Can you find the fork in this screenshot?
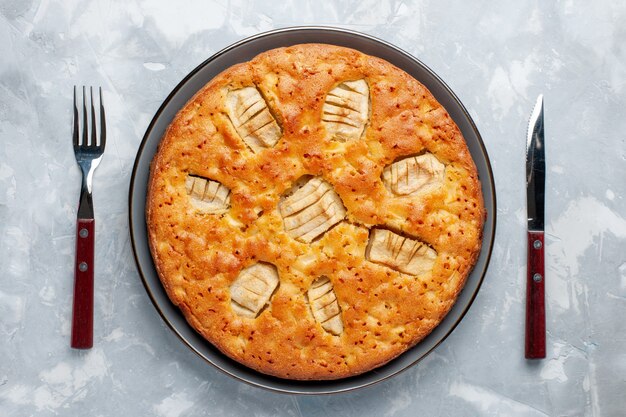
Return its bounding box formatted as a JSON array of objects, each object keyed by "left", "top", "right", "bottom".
[{"left": 71, "top": 86, "right": 106, "bottom": 349}]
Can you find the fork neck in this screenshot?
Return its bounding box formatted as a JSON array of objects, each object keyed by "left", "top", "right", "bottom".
[{"left": 78, "top": 177, "right": 94, "bottom": 219}]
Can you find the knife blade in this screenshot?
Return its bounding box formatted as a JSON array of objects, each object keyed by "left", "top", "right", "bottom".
[{"left": 525, "top": 94, "right": 546, "bottom": 359}]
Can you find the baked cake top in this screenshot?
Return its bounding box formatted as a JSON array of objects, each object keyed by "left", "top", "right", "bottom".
[{"left": 146, "top": 43, "right": 485, "bottom": 380}]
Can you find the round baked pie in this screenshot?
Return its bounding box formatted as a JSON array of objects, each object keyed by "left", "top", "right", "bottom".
[{"left": 146, "top": 43, "right": 485, "bottom": 380}]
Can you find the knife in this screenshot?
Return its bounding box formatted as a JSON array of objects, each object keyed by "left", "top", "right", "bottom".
[{"left": 525, "top": 94, "right": 546, "bottom": 359}]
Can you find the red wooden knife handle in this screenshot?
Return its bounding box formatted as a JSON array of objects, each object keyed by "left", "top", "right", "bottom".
[
  {"left": 525, "top": 230, "right": 545, "bottom": 358},
  {"left": 71, "top": 218, "right": 95, "bottom": 349}
]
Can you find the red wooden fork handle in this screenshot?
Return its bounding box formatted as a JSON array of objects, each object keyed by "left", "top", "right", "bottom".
[
  {"left": 71, "top": 218, "right": 94, "bottom": 349},
  {"left": 525, "top": 230, "right": 545, "bottom": 359}
]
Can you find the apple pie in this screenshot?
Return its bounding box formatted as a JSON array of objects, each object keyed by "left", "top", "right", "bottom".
[{"left": 146, "top": 43, "right": 485, "bottom": 380}]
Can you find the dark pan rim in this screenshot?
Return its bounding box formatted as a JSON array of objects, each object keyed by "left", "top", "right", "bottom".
[{"left": 129, "top": 25, "right": 496, "bottom": 395}]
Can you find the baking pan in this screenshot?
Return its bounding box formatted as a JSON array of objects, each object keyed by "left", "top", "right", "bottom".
[{"left": 129, "top": 26, "right": 496, "bottom": 394}]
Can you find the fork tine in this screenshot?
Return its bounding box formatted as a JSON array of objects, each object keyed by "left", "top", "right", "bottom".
[
  {"left": 73, "top": 86, "right": 79, "bottom": 148},
  {"left": 82, "top": 86, "right": 88, "bottom": 147},
  {"left": 90, "top": 86, "right": 97, "bottom": 147},
  {"left": 99, "top": 87, "right": 106, "bottom": 151}
]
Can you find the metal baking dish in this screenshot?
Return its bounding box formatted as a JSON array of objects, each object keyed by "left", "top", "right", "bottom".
[{"left": 129, "top": 26, "right": 496, "bottom": 394}]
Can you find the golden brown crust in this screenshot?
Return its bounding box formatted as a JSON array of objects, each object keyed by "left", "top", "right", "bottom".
[{"left": 146, "top": 44, "right": 485, "bottom": 380}]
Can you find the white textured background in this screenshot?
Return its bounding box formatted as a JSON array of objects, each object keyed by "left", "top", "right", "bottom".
[{"left": 1, "top": 1, "right": 625, "bottom": 416}]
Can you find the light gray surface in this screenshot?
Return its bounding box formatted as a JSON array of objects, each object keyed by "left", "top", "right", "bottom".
[{"left": 1, "top": 1, "right": 624, "bottom": 416}]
